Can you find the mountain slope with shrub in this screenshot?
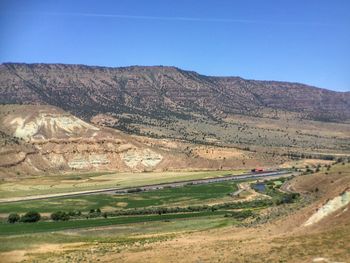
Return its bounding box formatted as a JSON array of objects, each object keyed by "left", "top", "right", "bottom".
[{"left": 1, "top": 63, "right": 349, "bottom": 125}]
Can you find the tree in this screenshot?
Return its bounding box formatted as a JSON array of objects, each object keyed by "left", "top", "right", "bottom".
[
  {"left": 20, "top": 211, "right": 41, "bottom": 223},
  {"left": 8, "top": 213, "right": 20, "bottom": 224},
  {"left": 51, "top": 211, "right": 70, "bottom": 221}
]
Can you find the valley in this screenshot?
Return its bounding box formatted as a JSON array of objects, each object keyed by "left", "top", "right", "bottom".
[
  {"left": 0, "top": 63, "right": 349, "bottom": 263},
  {"left": 1, "top": 0, "right": 350, "bottom": 260}
]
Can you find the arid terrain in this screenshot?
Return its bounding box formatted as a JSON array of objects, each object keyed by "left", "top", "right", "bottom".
[{"left": 0, "top": 63, "right": 349, "bottom": 263}]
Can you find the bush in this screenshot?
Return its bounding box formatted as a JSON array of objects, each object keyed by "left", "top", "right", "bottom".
[
  {"left": 68, "top": 211, "right": 76, "bottom": 216},
  {"left": 275, "top": 193, "right": 300, "bottom": 205},
  {"left": 126, "top": 188, "right": 142, "bottom": 193},
  {"left": 8, "top": 213, "right": 20, "bottom": 224},
  {"left": 226, "top": 210, "right": 254, "bottom": 220},
  {"left": 20, "top": 211, "right": 41, "bottom": 223},
  {"left": 51, "top": 211, "right": 70, "bottom": 221}
]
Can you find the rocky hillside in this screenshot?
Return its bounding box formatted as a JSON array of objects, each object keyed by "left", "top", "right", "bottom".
[
  {"left": 0, "top": 105, "right": 278, "bottom": 177},
  {"left": 1, "top": 63, "right": 349, "bottom": 128},
  {"left": 0, "top": 105, "right": 162, "bottom": 174}
]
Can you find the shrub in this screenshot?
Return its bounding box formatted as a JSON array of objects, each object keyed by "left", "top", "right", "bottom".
[
  {"left": 126, "top": 188, "right": 142, "bottom": 193},
  {"left": 229, "top": 210, "right": 254, "bottom": 220},
  {"left": 51, "top": 211, "right": 70, "bottom": 221},
  {"left": 20, "top": 211, "right": 41, "bottom": 223},
  {"left": 68, "top": 211, "right": 76, "bottom": 216},
  {"left": 8, "top": 213, "right": 20, "bottom": 224}
]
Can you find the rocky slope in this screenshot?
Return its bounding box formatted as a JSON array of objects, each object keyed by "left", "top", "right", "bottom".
[
  {"left": 0, "top": 105, "right": 163, "bottom": 174},
  {"left": 0, "top": 63, "right": 349, "bottom": 128},
  {"left": 0, "top": 105, "right": 277, "bottom": 177}
]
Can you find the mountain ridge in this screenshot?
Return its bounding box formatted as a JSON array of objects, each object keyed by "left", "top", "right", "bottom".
[
  {"left": 2, "top": 62, "right": 348, "bottom": 93},
  {"left": 0, "top": 62, "right": 349, "bottom": 126}
]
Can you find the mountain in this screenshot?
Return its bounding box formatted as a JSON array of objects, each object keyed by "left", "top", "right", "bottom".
[
  {"left": 1, "top": 63, "right": 349, "bottom": 126},
  {"left": 1, "top": 63, "right": 349, "bottom": 164}
]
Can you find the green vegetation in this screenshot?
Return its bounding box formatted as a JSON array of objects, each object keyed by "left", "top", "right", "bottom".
[
  {"left": 7, "top": 213, "right": 20, "bottom": 224},
  {"left": 224, "top": 210, "right": 254, "bottom": 220},
  {"left": 51, "top": 211, "right": 70, "bottom": 221},
  {"left": 0, "top": 169, "right": 245, "bottom": 199},
  {"left": 20, "top": 211, "right": 41, "bottom": 223},
  {"left": 0, "top": 181, "right": 238, "bottom": 214},
  {"left": 0, "top": 175, "right": 302, "bottom": 238},
  {"left": 252, "top": 178, "right": 300, "bottom": 205},
  {"left": 0, "top": 216, "right": 236, "bottom": 253},
  {"left": 0, "top": 211, "right": 229, "bottom": 236}
]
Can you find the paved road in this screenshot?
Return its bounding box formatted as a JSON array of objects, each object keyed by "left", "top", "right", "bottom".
[
  {"left": 114, "top": 170, "right": 293, "bottom": 194},
  {"left": 0, "top": 170, "right": 296, "bottom": 203}
]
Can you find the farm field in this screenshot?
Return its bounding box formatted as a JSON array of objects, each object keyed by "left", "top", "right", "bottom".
[
  {"left": 0, "top": 215, "right": 236, "bottom": 254},
  {"left": 0, "top": 180, "right": 239, "bottom": 214},
  {"left": 0, "top": 163, "right": 348, "bottom": 262},
  {"left": 0, "top": 169, "right": 246, "bottom": 200},
  {"left": 0, "top": 174, "right": 295, "bottom": 237},
  {"left": 0, "top": 211, "right": 232, "bottom": 236}
]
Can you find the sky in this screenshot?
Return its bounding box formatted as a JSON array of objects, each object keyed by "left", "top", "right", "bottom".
[{"left": 0, "top": 0, "right": 349, "bottom": 92}]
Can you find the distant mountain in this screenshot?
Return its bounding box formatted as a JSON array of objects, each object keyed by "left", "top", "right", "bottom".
[{"left": 0, "top": 63, "right": 349, "bottom": 126}]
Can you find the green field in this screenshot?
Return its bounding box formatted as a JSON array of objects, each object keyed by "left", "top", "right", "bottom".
[
  {"left": 0, "top": 170, "right": 246, "bottom": 199},
  {"left": 0, "top": 181, "right": 238, "bottom": 214},
  {"left": 0, "top": 171, "right": 302, "bottom": 258},
  {"left": 0, "top": 173, "right": 298, "bottom": 244},
  {"left": 0, "top": 211, "right": 229, "bottom": 236},
  {"left": 0, "top": 215, "right": 236, "bottom": 252}
]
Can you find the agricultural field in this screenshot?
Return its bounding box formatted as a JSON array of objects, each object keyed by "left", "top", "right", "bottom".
[
  {"left": 0, "top": 211, "right": 232, "bottom": 236},
  {"left": 0, "top": 173, "right": 298, "bottom": 237},
  {"left": 0, "top": 215, "right": 236, "bottom": 254},
  {"left": 0, "top": 181, "right": 239, "bottom": 214},
  {"left": 0, "top": 169, "right": 246, "bottom": 200},
  {"left": 0, "top": 163, "right": 348, "bottom": 263}
]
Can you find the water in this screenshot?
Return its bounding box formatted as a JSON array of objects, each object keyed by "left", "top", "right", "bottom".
[{"left": 252, "top": 183, "right": 266, "bottom": 192}]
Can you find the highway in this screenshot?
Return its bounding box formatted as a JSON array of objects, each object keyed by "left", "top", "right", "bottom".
[
  {"left": 0, "top": 170, "right": 297, "bottom": 203},
  {"left": 114, "top": 170, "right": 294, "bottom": 194}
]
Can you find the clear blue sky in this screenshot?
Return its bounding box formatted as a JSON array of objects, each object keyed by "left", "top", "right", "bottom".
[{"left": 0, "top": 0, "right": 349, "bottom": 91}]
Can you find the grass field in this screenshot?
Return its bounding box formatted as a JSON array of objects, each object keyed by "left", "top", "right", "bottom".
[
  {"left": 0, "top": 211, "right": 230, "bottom": 236},
  {"left": 0, "top": 170, "right": 246, "bottom": 199},
  {"left": 0, "top": 215, "right": 236, "bottom": 253},
  {"left": 0, "top": 181, "right": 238, "bottom": 214}
]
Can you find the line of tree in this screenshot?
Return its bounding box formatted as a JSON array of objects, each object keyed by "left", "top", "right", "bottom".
[
  {"left": 7, "top": 190, "right": 301, "bottom": 223},
  {"left": 8, "top": 211, "right": 41, "bottom": 223}
]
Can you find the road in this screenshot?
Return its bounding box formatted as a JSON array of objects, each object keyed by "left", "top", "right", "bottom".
[
  {"left": 0, "top": 170, "right": 297, "bottom": 203},
  {"left": 114, "top": 170, "right": 293, "bottom": 194}
]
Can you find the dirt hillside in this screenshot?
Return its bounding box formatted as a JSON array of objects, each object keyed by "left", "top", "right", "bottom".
[{"left": 0, "top": 105, "right": 277, "bottom": 177}]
